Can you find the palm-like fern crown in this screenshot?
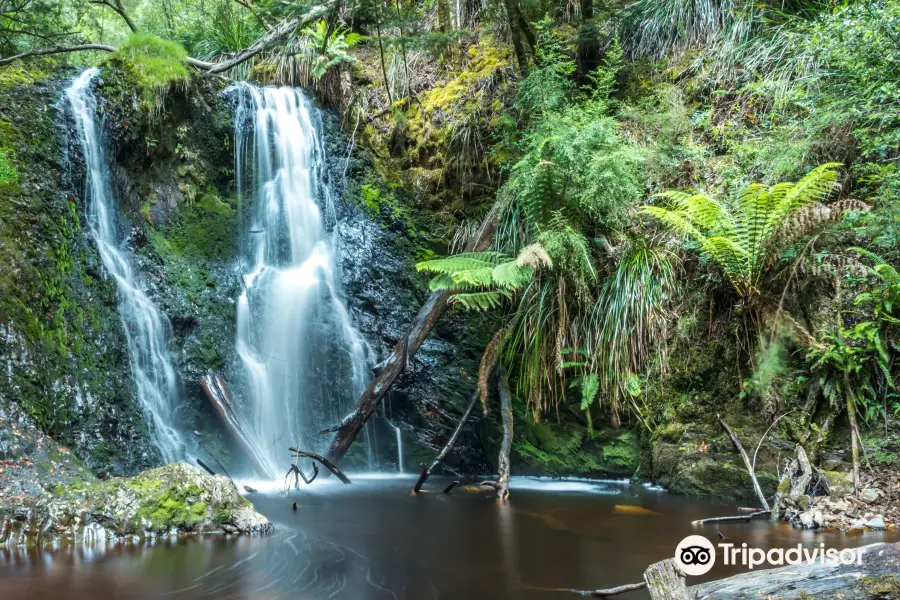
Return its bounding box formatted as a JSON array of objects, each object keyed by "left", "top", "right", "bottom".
[
  {"left": 640, "top": 163, "right": 858, "bottom": 299},
  {"left": 416, "top": 244, "right": 552, "bottom": 311}
]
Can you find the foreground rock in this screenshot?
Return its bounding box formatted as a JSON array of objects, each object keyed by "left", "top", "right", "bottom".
[
  {"left": 694, "top": 542, "right": 900, "bottom": 599},
  {"left": 1, "top": 462, "right": 272, "bottom": 546}
]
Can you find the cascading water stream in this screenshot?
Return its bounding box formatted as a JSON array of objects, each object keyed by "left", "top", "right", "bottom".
[
  {"left": 230, "top": 84, "right": 369, "bottom": 478},
  {"left": 67, "top": 68, "right": 184, "bottom": 463}
]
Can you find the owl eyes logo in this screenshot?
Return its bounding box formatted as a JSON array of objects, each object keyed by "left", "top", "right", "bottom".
[{"left": 675, "top": 535, "right": 716, "bottom": 576}]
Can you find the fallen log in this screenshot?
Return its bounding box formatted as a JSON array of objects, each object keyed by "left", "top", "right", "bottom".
[
  {"left": 201, "top": 370, "right": 275, "bottom": 479},
  {"left": 495, "top": 366, "right": 514, "bottom": 500},
  {"left": 693, "top": 542, "right": 895, "bottom": 599},
  {"left": 442, "top": 480, "right": 460, "bottom": 494},
  {"left": 644, "top": 559, "right": 690, "bottom": 600},
  {"left": 718, "top": 415, "right": 770, "bottom": 511},
  {"left": 323, "top": 202, "right": 500, "bottom": 464},
  {"left": 289, "top": 448, "right": 352, "bottom": 484},
  {"left": 691, "top": 510, "right": 770, "bottom": 525},
  {"left": 413, "top": 388, "right": 480, "bottom": 493}
]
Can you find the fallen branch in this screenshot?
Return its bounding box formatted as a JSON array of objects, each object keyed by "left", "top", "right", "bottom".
[
  {"left": 718, "top": 415, "right": 770, "bottom": 511},
  {"left": 196, "top": 459, "right": 217, "bottom": 476},
  {"left": 323, "top": 202, "right": 500, "bottom": 465},
  {"left": 202, "top": 370, "right": 275, "bottom": 479},
  {"left": 587, "top": 582, "right": 647, "bottom": 597},
  {"left": 0, "top": 2, "right": 331, "bottom": 72},
  {"left": 691, "top": 510, "right": 770, "bottom": 525},
  {"left": 284, "top": 462, "right": 319, "bottom": 490},
  {"left": 442, "top": 481, "right": 460, "bottom": 494},
  {"left": 289, "top": 448, "right": 352, "bottom": 484},
  {"left": 413, "top": 388, "right": 479, "bottom": 493}
]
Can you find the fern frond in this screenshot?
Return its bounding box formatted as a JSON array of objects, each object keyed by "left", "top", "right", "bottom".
[
  {"left": 451, "top": 266, "right": 496, "bottom": 288},
  {"left": 450, "top": 290, "right": 512, "bottom": 311},
  {"left": 581, "top": 373, "right": 599, "bottom": 410},
  {"left": 416, "top": 252, "right": 508, "bottom": 274},
  {"left": 516, "top": 243, "right": 553, "bottom": 269},
  {"left": 427, "top": 273, "right": 457, "bottom": 291},
  {"left": 492, "top": 261, "right": 535, "bottom": 290},
  {"left": 768, "top": 200, "right": 870, "bottom": 268}
]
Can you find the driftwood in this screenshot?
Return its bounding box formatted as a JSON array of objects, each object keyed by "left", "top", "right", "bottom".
[
  {"left": 495, "top": 366, "right": 514, "bottom": 500},
  {"left": 284, "top": 463, "right": 319, "bottom": 490},
  {"left": 718, "top": 415, "right": 770, "bottom": 511},
  {"left": 0, "top": 3, "right": 331, "bottom": 70},
  {"left": 586, "top": 582, "right": 647, "bottom": 597},
  {"left": 413, "top": 389, "right": 480, "bottom": 493},
  {"left": 323, "top": 203, "right": 500, "bottom": 464},
  {"left": 289, "top": 448, "right": 352, "bottom": 484},
  {"left": 201, "top": 370, "right": 275, "bottom": 478},
  {"left": 442, "top": 480, "right": 460, "bottom": 494},
  {"left": 691, "top": 510, "right": 769, "bottom": 525},
  {"left": 644, "top": 559, "right": 690, "bottom": 600}
]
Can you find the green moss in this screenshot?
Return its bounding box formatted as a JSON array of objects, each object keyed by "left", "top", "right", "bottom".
[
  {"left": 860, "top": 575, "right": 900, "bottom": 595},
  {"left": 132, "top": 480, "right": 209, "bottom": 531},
  {"left": 213, "top": 507, "right": 233, "bottom": 525},
  {"left": 0, "top": 148, "right": 18, "bottom": 189},
  {"left": 108, "top": 34, "right": 190, "bottom": 114}
]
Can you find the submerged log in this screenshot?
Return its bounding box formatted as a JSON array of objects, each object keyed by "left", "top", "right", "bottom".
[
  {"left": 323, "top": 203, "right": 500, "bottom": 464},
  {"left": 201, "top": 370, "right": 275, "bottom": 479},
  {"left": 413, "top": 389, "right": 480, "bottom": 493},
  {"left": 196, "top": 459, "right": 216, "bottom": 476},
  {"left": 289, "top": 448, "right": 352, "bottom": 484}
]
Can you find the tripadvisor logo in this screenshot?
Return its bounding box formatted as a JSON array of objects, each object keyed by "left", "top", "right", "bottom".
[
  {"left": 674, "top": 535, "right": 867, "bottom": 576},
  {"left": 675, "top": 535, "right": 716, "bottom": 576}
]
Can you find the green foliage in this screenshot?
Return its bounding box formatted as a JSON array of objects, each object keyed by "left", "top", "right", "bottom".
[
  {"left": 416, "top": 244, "right": 550, "bottom": 310},
  {"left": 0, "top": 147, "right": 17, "bottom": 189},
  {"left": 110, "top": 34, "right": 190, "bottom": 115},
  {"left": 640, "top": 163, "right": 856, "bottom": 301}
]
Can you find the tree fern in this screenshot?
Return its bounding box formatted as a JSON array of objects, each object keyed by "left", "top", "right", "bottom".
[{"left": 640, "top": 163, "right": 862, "bottom": 301}]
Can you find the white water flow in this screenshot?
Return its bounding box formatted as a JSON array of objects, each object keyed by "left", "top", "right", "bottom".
[
  {"left": 231, "top": 84, "right": 369, "bottom": 478},
  {"left": 67, "top": 69, "right": 183, "bottom": 463}
]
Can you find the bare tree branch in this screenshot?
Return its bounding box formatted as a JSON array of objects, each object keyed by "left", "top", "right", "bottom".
[
  {"left": 89, "top": 0, "right": 137, "bottom": 33},
  {"left": 0, "top": 2, "right": 332, "bottom": 73}
]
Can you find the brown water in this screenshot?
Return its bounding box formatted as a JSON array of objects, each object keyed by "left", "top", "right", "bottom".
[{"left": 0, "top": 475, "right": 895, "bottom": 599}]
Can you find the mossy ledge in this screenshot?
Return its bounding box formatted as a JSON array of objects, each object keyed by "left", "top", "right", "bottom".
[{"left": 0, "top": 463, "right": 271, "bottom": 547}]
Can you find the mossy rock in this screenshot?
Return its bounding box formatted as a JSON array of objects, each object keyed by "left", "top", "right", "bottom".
[{"left": 3, "top": 463, "right": 272, "bottom": 546}]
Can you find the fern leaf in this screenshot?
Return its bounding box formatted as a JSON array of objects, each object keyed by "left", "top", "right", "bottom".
[
  {"left": 581, "top": 372, "right": 599, "bottom": 410},
  {"left": 450, "top": 290, "right": 512, "bottom": 311}
]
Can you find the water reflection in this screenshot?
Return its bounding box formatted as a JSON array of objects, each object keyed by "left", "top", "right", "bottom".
[{"left": 0, "top": 477, "right": 896, "bottom": 599}]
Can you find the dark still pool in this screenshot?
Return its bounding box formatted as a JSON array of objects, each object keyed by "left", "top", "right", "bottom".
[{"left": 1, "top": 476, "right": 896, "bottom": 599}]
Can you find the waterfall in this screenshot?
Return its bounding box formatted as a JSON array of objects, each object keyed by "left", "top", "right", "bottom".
[
  {"left": 230, "top": 84, "right": 369, "bottom": 478},
  {"left": 67, "top": 68, "right": 184, "bottom": 463}
]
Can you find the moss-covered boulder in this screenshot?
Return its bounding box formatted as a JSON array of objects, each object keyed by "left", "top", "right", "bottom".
[{"left": 1, "top": 463, "right": 271, "bottom": 547}]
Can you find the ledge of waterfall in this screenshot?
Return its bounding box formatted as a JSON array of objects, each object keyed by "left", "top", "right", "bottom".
[{"left": 1, "top": 462, "right": 272, "bottom": 547}]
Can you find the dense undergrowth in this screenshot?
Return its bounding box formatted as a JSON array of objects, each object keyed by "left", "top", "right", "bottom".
[{"left": 1, "top": 0, "right": 900, "bottom": 493}]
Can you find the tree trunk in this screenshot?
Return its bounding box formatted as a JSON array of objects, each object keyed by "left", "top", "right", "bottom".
[
  {"left": 718, "top": 415, "right": 770, "bottom": 511},
  {"left": 495, "top": 366, "right": 513, "bottom": 500},
  {"left": 323, "top": 203, "right": 500, "bottom": 464},
  {"left": 501, "top": 0, "right": 528, "bottom": 74},
  {"left": 845, "top": 376, "right": 861, "bottom": 494},
  {"left": 374, "top": 6, "right": 393, "bottom": 105},
  {"left": 576, "top": 0, "right": 598, "bottom": 79}
]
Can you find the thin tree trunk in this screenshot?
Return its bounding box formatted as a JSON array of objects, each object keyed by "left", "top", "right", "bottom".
[
  {"left": 394, "top": 0, "right": 412, "bottom": 98},
  {"left": 495, "top": 366, "right": 514, "bottom": 500},
  {"left": 413, "top": 388, "right": 479, "bottom": 493},
  {"left": 374, "top": 3, "right": 393, "bottom": 105},
  {"left": 501, "top": 0, "right": 528, "bottom": 73},
  {"left": 323, "top": 203, "right": 500, "bottom": 464},
  {"left": 718, "top": 415, "right": 771, "bottom": 511},
  {"left": 845, "top": 375, "right": 861, "bottom": 494},
  {"left": 576, "top": 0, "right": 598, "bottom": 79}
]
